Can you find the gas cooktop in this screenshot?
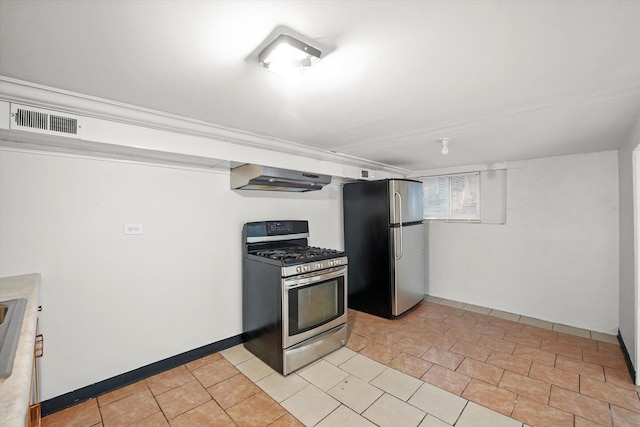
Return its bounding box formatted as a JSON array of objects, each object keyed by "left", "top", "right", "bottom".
[
  {"left": 243, "top": 220, "right": 347, "bottom": 272},
  {"left": 254, "top": 246, "right": 343, "bottom": 262}
]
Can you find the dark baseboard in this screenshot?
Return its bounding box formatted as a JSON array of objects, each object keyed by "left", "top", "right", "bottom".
[
  {"left": 41, "top": 334, "right": 243, "bottom": 417},
  {"left": 617, "top": 329, "right": 637, "bottom": 384}
]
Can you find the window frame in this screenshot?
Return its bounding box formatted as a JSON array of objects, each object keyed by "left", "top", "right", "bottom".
[{"left": 421, "top": 172, "right": 481, "bottom": 222}]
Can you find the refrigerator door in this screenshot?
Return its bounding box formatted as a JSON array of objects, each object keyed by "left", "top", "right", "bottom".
[
  {"left": 391, "top": 222, "right": 426, "bottom": 316},
  {"left": 389, "top": 180, "right": 424, "bottom": 225}
]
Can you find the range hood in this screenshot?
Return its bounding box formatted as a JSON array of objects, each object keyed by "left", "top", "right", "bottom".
[{"left": 230, "top": 164, "right": 331, "bottom": 192}]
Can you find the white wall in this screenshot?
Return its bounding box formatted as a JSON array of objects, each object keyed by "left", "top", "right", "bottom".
[
  {"left": 618, "top": 114, "right": 640, "bottom": 382},
  {"left": 428, "top": 151, "right": 619, "bottom": 334},
  {"left": 0, "top": 148, "right": 343, "bottom": 401}
]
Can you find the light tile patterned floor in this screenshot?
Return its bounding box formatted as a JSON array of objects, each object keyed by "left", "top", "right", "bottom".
[{"left": 42, "top": 298, "right": 640, "bottom": 426}]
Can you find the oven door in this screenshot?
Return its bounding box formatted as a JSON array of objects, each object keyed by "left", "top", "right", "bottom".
[{"left": 282, "top": 266, "right": 348, "bottom": 349}]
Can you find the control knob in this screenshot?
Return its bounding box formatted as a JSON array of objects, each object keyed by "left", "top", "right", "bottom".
[{"left": 296, "top": 265, "right": 311, "bottom": 273}]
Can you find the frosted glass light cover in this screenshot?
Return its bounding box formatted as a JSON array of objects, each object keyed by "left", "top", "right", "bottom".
[{"left": 259, "top": 34, "right": 321, "bottom": 78}]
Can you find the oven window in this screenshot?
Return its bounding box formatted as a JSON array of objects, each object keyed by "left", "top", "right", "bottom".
[{"left": 289, "top": 277, "right": 345, "bottom": 335}]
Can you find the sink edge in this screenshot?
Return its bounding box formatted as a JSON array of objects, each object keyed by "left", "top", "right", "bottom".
[{"left": 0, "top": 298, "right": 28, "bottom": 381}]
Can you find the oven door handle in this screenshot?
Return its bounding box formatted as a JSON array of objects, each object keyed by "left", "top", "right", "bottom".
[{"left": 284, "top": 267, "right": 347, "bottom": 289}]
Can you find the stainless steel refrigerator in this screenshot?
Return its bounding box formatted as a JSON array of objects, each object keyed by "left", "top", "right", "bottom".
[{"left": 343, "top": 179, "right": 426, "bottom": 318}]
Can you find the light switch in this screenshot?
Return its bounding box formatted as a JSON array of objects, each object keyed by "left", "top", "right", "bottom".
[{"left": 123, "top": 224, "right": 143, "bottom": 235}]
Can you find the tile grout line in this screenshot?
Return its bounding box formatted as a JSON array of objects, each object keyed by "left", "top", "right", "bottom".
[
  {"left": 247, "top": 321, "right": 617, "bottom": 423},
  {"left": 438, "top": 297, "right": 614, "bottom": 343},
  {"left": 47, "top": 298, "right": 632, "bottom": 426},
  {"left": 319, "top": 350, "right": 465, "bottom": 426},
  {"left": 343, "top": 353, "right": 483, "bottom": 426},
  {"left": 383, "top": 301, "right": 628, "bottom": 424},
  {"left": 453, "top": 400, "right": 470, "bottom": 426}
]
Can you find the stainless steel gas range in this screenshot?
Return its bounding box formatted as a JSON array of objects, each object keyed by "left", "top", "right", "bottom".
[{"left": 242, "top": 220, "right": 348, "bottom": 375}]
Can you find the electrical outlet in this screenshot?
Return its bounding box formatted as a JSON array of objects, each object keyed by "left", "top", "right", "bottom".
[{"left": 124, "top": 224, "right": 143, "bottom": 235}]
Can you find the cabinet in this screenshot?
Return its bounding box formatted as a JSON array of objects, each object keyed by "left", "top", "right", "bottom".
[
  {"left": 27, "top": 312, "right": 43, "bottom": 427},
  {"left": 0, "top": 273, "right": 41, "bottom": 427}
]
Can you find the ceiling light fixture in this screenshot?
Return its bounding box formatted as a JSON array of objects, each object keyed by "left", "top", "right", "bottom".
[
  {"left": 439, "top": 137, "right": 451, "bottom": 155},
  {"left": 258, "top": 34, "right": 321, "bottom": 79}
]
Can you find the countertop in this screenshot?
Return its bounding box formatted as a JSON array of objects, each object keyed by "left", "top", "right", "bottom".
[{"left": 0, "top": 273, "right": 41, "bottom": 427}]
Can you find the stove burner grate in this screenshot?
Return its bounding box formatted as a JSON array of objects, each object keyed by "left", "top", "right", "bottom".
[{"left": 255, "top": 246, "right": 341, "bottom": 261}]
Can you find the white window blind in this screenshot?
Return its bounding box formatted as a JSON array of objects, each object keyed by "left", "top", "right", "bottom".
[{"left": 423, "top": 172, "right": 480, "bottom": 220}]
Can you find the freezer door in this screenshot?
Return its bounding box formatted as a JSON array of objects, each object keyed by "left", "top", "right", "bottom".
[
  {"left": 389, "top": 180, "right": 424, "bottom": 225},
  {"left": 391, "top": 223, "right": 426, "bottom": 316}
]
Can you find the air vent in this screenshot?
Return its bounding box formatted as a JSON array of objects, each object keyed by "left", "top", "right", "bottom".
[
  {"left": 50, "top": 114, "right": 78, "bottom": 134},
  {"left": 10, "top": 104, "right": 82, "bottom": 137},
  {"left": 15, "top": 109, "right": 48, "bottom": 130}
]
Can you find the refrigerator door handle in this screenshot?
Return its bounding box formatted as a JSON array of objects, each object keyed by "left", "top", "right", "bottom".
[{"left": 394, "top": 191, "right": 404, "bottom": 259}]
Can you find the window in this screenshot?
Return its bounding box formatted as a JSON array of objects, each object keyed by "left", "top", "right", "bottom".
[{"left": 422, "top": 172, "right": 480, "bottom": 220}]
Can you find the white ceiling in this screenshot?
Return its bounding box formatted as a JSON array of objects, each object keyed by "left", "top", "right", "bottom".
[{"left": 1, "top": 0, "right": 639, "bottom": 172}]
